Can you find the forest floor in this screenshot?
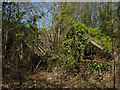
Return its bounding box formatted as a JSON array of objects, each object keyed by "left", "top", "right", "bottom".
[
  {"left": 2, "top": 66, "right": 114, "bottom": 89},
  {"left": 2, "top": 70, "right": 93, "bottom": 89}
]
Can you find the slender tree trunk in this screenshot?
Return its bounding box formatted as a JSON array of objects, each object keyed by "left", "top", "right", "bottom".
[
  {"left": 4, "top": 3, "right": 11, "bottom": 58},
  {"left": 110, "top": 2, "right": 116, "bottom": 88},
  {"left": 117, "top": 2, "right": 120, "bottom": 88}
]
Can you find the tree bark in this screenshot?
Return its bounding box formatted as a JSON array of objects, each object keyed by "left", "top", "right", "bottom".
[{"left": 116, "top": 2, "right": 120, "bottom": 88}]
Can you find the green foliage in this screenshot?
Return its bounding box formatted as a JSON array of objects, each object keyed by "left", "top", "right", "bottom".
[
  {"left": 59, "top": 22, "right": 87, "bottom": 72},
  {"left": 59, "top": 55, "right": 76, "bottom": 72},
  {"left": 60, "top": 18, "right": 113, "bottom": 72},
  {"left": 85, "top": 27, "right": 113, "bottom": 50},
  {"left": 99, "top": 3, "right": 117, "bottom": 38},
  {"left": 64, "top": 22, "right": 86, "bottom": 59},
  {"left": 86, "top": 60, "right": 113, "bottom": 76},
  {"left": 3, "top": 2, "right": 119, "bottom": 88}
]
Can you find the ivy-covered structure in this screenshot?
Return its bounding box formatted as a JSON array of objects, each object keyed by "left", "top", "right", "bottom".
[{"left": 63, "top": 21, "right": 113, "bottom": 61}]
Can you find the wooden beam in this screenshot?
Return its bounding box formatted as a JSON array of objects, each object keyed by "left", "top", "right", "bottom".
[{"left": 88, "top": 39, "right": 104, "bottom": 50}]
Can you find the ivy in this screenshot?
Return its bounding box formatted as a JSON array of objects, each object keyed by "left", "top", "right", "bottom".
[{"left": 63, "top": 21, "right": 87, "bottom": 63}]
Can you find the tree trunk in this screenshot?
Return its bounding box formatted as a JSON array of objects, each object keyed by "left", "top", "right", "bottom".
[{"left": 116, "top": 2, "right": 120, "bottom": 88}]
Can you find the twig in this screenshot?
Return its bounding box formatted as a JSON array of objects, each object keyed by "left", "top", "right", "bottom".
[{"left": 35, "top": 60, "right": 42, "bottom": 70}]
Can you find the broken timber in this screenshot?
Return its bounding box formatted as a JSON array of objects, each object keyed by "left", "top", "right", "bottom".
[{"left": 87, "top": 39, "right": 104, "bottom": 50}]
